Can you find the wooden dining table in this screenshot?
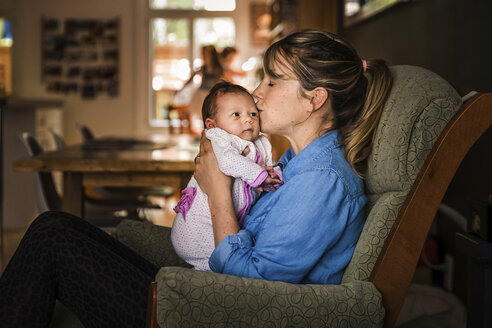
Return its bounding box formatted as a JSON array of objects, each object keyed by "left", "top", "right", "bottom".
[{"left": 12, "top": 134, "right": 199, "bottom": 217}]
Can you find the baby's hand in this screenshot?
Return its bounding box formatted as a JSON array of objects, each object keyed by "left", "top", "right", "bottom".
[{"left": 257, "top": 164, "right": 283, "bottom": 192}]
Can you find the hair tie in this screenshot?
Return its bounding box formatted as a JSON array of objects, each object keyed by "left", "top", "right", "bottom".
[{"left": 362, "top": 59, "right": 367, "bottom": 73}]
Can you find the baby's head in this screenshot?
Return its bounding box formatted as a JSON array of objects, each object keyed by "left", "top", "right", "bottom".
[{"left": 202, "top": 81, "right": 260, "bottom": 141}]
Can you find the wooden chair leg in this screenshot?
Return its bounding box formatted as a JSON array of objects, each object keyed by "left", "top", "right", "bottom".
[{"left": 146, "top": 281, "right": 159, "bottom": 328}]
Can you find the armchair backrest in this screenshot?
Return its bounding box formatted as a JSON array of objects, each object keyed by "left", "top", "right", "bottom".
[
  {"left": 342, "top": 65, "right": 474, "bottom": 326},
  {"left": 343, "top": 65, "right": 463, "bottom": 283}
]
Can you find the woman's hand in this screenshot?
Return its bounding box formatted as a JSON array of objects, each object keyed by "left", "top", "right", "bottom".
[
  {"left": 194, "top": 132, "right": 232, "bottom": 195},
  {"left": 194, "top": 132, "right": 239, "bottom": 246},
  {"left": 256, "top": 164, "right": 283, "bottom": 192}
]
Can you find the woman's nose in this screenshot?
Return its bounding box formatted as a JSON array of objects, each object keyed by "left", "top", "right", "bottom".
[{"left": 252, "top": 89, "right": 261, "bottom": 102}]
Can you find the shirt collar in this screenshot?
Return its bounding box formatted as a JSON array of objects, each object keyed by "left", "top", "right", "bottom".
[{"left": 276, "top": 130, "right": 341, "bottom": 175}]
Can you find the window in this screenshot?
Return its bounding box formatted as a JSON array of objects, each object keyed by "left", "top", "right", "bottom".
[
  {"left": 150, "top": 0, "right": 235, "bottom": 11},
  {"left": 148, "top": 0, "right": 236, "bottom": 127},
  {"left": 0, "top": 18, "right": 13, "bottom": 96}
]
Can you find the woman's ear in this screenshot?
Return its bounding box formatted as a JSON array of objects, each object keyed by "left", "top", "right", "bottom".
[
  {"left": 205, "top": 118, "right": 217, "bottom": 129},
  {"left": 311, "top": 87, "right": 329, "bottom": 111}
]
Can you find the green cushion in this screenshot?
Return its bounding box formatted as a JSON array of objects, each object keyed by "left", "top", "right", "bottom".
[
  {"left": 115, "top": 219, "right": 190, "bottom": 268},
  {"left": 155, "top": 267, "right": 385, "bottom": 327},
  {"left": 342, "top": 65, "right": 462, "bottom": 283}
]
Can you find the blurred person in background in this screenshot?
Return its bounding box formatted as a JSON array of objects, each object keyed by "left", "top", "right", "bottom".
[
  {"left": 220, "top": 46, "right": 247, "bottom": 83},
  {"left": 181, "top": 45, "right": 223, "bottom": 133}
]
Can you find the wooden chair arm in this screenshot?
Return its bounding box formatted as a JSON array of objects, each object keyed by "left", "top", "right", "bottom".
[{"left": 146, "top": 281, "right": 158, "bottom": 328}]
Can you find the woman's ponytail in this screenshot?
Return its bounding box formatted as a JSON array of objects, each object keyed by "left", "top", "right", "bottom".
[
  {"left": 340, "top": 59, "right": 392, "bottom": 177},
  {"left": 263, "top": 30, "right": 392, "bottom": 177}
]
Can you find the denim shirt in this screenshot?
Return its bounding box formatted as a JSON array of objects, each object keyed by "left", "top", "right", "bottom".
[{"left": 208, "top": 130, "right": 367, "bottom": 284}]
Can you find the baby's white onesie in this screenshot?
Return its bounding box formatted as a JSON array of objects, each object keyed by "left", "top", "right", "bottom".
[{"left": 171, "top": 128, "right": 282, "bottom": 271}]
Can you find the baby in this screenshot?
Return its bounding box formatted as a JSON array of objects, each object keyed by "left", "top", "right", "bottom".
[{"left": 171, "top": 81, "right": 283, "bottom": 270}]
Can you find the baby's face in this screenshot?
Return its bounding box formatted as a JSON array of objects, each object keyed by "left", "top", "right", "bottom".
[{"left": 212, "top": 92, "right": 260, "bottom": 141}]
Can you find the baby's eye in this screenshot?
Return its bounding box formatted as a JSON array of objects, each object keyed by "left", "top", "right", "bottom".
[
  {"left": 250, "top": 112, "right": 258, "bottom": 117},
  {"left": 267, "top": 82, "right": 274, "bottom": 87},
  {"left": 232, "top": 112, "right": 239, "bottom": 117}
]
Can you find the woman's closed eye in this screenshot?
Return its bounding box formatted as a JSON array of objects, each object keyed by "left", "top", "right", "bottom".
[{"left": 267, "top": 77, "right": 277, "bottom": 87}]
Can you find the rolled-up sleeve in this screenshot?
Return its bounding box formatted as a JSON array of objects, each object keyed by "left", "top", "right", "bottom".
[
  {"left": 208, "top": 229, "right": 254, "bottom": 273},
  {"left": 209, "top": 169, "right": 357, "bottom": 283}
]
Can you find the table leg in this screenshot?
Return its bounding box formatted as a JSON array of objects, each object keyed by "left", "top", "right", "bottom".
[{"left": 62, "top": 172, "right": 84, "bottom": 217}]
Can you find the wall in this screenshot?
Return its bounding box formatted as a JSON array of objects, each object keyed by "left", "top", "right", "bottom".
[
  {"left": 341, "top": 0, "right": 492, "bottom": 92},
  {"left": 7, "top": 0, "right": 265, "bottom": 144}
]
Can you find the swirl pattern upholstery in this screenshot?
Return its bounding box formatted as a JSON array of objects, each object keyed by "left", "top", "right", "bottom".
[
  {"left": 113, "top": 65, "right": 463, "bottom": 327},
  {"left": 342, "top": 65, "right": 462, "bottom": 283},
  {"left": 156, "top": 267, "right": 383, "bottom": 327}
]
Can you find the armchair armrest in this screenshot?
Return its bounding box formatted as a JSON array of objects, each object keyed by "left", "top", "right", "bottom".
[
  {"left": 154, "top": 267, "right": 385, "bottom": 327},
  {"left": 115, "top": 219, "right": 190, "bottom": 268}
]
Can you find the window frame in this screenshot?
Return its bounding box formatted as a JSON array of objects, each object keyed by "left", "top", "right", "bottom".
[{"left": 139, "top": 2, "right": 239, "bottom": 130}]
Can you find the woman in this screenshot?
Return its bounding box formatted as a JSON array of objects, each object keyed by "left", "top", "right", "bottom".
[
  {"left": 220, "top": 46, "right": 247, "bottom": 82},
  {"left": 196, "top": 29, "right": 391, "bottom": 282},
  {"left": 183, "top": 45, "right": 223, "bottom": 133},
  {"left": 0, "top": 30, "right": 391, "bottom": 327}
]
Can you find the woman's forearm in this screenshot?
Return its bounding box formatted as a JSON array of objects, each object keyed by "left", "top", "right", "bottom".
[
  {"left": 208, "top": 185, "right": 239, "bottom": 246},
  {"left": 195, "top": 134, "right": 239, "bottom": 247}
]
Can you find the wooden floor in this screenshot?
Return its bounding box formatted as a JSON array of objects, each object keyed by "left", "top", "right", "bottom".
[{"left": 1, "top": 194, "right": 178, "bottom": 274}]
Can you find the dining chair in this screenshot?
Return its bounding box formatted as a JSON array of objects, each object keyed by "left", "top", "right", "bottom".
[
  {"left": 49, "top": 127, "right": 176, "bottom": 205},
  {"left": 19, "top": 133, "right": 161, "bottom": 230},
  {"left": 77, "top": 123, "right": 95, "bottom": 142},
  {"left": 112, "top": 65, "right": 491, "bottom": 327},
  {"left": 20, "top": 132, "right": 62, "bottom": 215},
  {"left": 74, "top": 124, "right": 179, "bottom": 212},
  {"left": 49, "top": 128, "right": 66, "bottom": 150}
]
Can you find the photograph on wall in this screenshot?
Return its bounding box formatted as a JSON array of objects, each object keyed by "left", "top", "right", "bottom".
[{"left": 41, "top": 17, "right": 120, "bottom": 99}]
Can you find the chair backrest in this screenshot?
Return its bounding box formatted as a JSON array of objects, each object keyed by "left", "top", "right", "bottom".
[
  {"left": 77, "top": 124, "right": 95, "bottom": 141},
  {"left": 340, "top": 65, "right": 491, "bottom": 327},
  {"left": 49, "top": 128, "right": 66, "bottom": 150},
  {"left": 19, "top": 132, "right": 62, "bottom": 212}
]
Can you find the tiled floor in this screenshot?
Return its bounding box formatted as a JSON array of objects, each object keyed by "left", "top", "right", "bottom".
[{"left": 1, "top": 195, "right": 178, "bottom": 274}]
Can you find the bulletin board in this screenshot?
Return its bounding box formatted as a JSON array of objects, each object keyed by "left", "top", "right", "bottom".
[{"left": 41, "top": 17, "right": 120, "bottom": 99}]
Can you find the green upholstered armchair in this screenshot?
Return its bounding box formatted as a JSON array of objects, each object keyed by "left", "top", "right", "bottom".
[{"left": 114, "top": 65, "right": 491, "bottom": 328}]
